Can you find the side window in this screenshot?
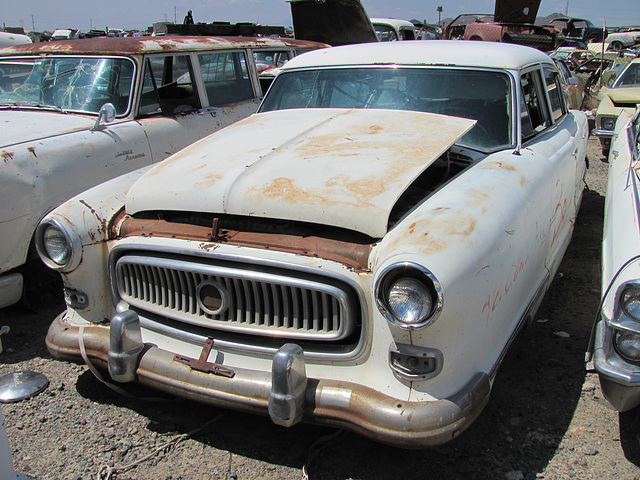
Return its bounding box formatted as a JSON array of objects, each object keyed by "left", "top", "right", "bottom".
[
  {"left": 138, "top": 55, "right": 200, "bottom": 116},
  {"left": 197, "top": 51, "right": 255, "bottom": 106},
  {"left": 519, "top": 70, "right": 551, "bottom": 141},
  {"left": 543, "top": 67, "right": 565, "bottom": 121},
  {"left": 254, "top": 50, "right": 292, "bottom": 93}
]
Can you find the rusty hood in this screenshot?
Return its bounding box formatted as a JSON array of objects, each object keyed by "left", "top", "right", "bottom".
[{"left": 125, "top": 109, "right": 475, "bottom": 238}]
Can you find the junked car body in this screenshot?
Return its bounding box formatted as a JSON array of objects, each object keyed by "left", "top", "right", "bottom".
[
  {"left": 591, "top": 107, "right": 640, "bottom": 411},
  {"left": 444, "top": 0, "right": 556, "bottom": 52},
  {"left": 593, "top": 59, "right": 640, "bottom": 157},
  {"left": 371, "top": 18, "right": 418, "bottom": 41},
  {"left": 0, "top": 35, "right": 327, "bottom": 310},
  {"left": 38, "top": 41, "right": 588, "bottom": 447},
  {"left": 606, "top": 28, "right": 640, "bottom": 51}
]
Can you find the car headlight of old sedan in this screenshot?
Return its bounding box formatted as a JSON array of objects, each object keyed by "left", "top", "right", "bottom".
[
  {"left": 614, "top": 285, "right": 640, "bottom": 362},
  {"left": 375, "top": 262, "right": 442, "bottom": 329},
  {"left": 601, "top": 116, "right": 617, "bottom": 131},
  {"left": 35, "top": 218, "right": 82, "bottom": 272}
]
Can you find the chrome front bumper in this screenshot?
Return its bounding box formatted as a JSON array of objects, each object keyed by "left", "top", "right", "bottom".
[
  {"left": 593, "top": 318, "right": 640, "bottom": 412},
  {"left": 46, "top": 311, "right": 491, "bottom": 448}
]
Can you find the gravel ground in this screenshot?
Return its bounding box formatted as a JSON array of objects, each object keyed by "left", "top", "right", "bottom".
[{"left": 1, "top": 131, "right": 640, "bottom": 480}]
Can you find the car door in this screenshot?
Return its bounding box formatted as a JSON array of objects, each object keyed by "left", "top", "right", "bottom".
[
  {"left": 135, "top": 50, "right": 260, "bottom": 163},
  {"left": 518, "top": 66, "right": 585, "bottom": 275}
]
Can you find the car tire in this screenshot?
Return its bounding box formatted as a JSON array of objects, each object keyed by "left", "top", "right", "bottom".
[{"left": 610, "top": 41, "right": 623, "bottom": 51}]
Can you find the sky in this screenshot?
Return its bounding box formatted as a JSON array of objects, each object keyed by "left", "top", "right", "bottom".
[{"left": 1, "top": 0, "right": 638, "bottom": 33}]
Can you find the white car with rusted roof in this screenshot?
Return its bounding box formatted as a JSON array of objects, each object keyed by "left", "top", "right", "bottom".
[
  {"left": 37, "top": 41, "right": 588, "bottom": 447},
  {"left": 0, "top": 35, "right": 327, "bottom": 310}
]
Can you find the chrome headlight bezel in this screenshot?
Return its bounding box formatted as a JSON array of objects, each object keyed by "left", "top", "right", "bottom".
[
  {"left": 375, "top": 262, "right": 443, "bottom": 330},
  {"left": 620, "top": 284, "right": 640, "bottom": 322},
  {"left": 35, "top": 218, "right": 83, "bottom": 272},
  {"left": 614, "top": 329, "right": 640, "bottom": 364}
]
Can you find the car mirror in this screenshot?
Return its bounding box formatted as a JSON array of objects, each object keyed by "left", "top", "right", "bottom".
[{"left": 91, "top": 103, "right": 116, "bottom": 131}]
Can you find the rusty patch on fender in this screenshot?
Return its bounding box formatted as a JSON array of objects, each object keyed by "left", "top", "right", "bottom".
[
  {"left": 1, "top": 151, "right": 14, "bottom": 162},
  {"left": 79, "top": 200, "right": 108, "bottom": 236},
  {"left": 477, "top": 161, "right": 527, "bottom": 186}
]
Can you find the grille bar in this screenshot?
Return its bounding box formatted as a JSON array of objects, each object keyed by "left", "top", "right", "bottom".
[{"left": 115, "top": 255, "right": 356, "bottom": 341}]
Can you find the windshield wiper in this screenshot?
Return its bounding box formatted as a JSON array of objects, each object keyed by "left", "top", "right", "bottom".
[{"left": 0, "top": 101, "right": 67, "bottom": 113}]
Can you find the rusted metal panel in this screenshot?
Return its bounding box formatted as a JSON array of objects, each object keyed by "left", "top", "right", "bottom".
[
  {"left": 125, "top": 109, "right": 475, "bottom": 238},
  {"left": 0, "top": 36, "right": 328, "bottom": 57},
  {"left": 118, "top": 216, "right": 373, "bottom": 271}
]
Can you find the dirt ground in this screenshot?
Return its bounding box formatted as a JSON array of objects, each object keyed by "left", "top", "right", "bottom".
[{"left": 1, "top": 132, "right": 639, "bottom": 480}]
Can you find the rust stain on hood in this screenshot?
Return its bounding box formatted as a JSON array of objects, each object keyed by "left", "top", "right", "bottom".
[{"left": 125, "top": 109, "right": 475, "bottom": 238}]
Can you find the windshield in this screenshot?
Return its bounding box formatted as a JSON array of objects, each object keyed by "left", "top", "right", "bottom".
[
  {"left": 260, "top": 67, "right": 512, "bottom": 150},
  {"left": 0, "top": 56, "right": 135, "bottom": 115},
  {"left": 613, "top": 62, "right": 640, "bottom": 88}
]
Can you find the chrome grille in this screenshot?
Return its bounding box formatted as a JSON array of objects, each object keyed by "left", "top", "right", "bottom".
[{"left": 114, "top": 254, "right": 357, "bottom": 341}]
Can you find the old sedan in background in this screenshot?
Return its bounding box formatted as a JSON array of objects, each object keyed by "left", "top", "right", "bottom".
[
  {"left": 38, "top": 41, "right": 588, "bottom": 447},
  {"left": 591, "top": 107, "right": 640, "bottom": 411},
  {"left": 593, "top": 58, "right": 640, "bottom": 157},
  {"left": 0, "top": 35, "right": 326, "bottom": 311}
]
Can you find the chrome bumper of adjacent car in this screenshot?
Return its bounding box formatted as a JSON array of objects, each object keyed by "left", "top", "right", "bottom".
[
  {"left": 593, "top": 318, "right": 640, "bottom": 412},
  {"left": 46, "top": 311, "right": 491, "bottom": 448},
  {"left": 592, "top": 129, "right": 614, "bottom": 139}
]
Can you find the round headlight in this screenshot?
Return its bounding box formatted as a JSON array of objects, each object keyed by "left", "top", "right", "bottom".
[
  {"left": 375, "top": 263, "right": 442, "bottom": 330},
  {"left": 615, "top": 330, "right": 640, "bottom": 362},
  {"left": 602, "top": 117, "right": 616, "bottom": 131},
  {"left": 43, "top": 224, "right": 71, "bottom": 265},
  {"left": 622, "top": 287, "right": 640, "bottom": 321},
  {"left": 35, "top": 218, "right": 82, "bottom": 272},
  {"left": 387, "top": 277, "right": 433, "bottom": 325}
]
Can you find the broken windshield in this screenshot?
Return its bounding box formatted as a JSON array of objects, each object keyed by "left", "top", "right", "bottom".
[
  {"left": 259, "top": 67, "right": 513, "bottom": 150},
  {"left": 0, "top": 56, "right": 135, "bottom": 115}
]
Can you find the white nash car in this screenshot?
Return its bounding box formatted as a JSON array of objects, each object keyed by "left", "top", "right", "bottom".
[
  {"left": 0, "top": 35, "right": 326, "bottom": 310},
  {"left": 38, "top": 41, "right": 589, "bottom": 447},
  {"left": 592, "top": 107, "right": 640, "bottom": 411}
]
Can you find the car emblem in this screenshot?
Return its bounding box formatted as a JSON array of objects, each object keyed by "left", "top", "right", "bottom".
[{"left": 196, "top": 280, "right": 229, "bottom": 316}]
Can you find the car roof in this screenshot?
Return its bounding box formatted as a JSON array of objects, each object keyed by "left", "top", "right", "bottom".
[
  {"left": 0, "top": 35, "right": 328, "bottom": 57},
  {"left": 370, "top": 18, "right": 416, "bottom": 29},
  {"left": 280, "top": 40, "right": 554, "bottom": 72}
]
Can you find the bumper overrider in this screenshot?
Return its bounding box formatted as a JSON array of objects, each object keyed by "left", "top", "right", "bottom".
[{"left": 46, "top": 310, "right": 491, "bottom": 448}]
